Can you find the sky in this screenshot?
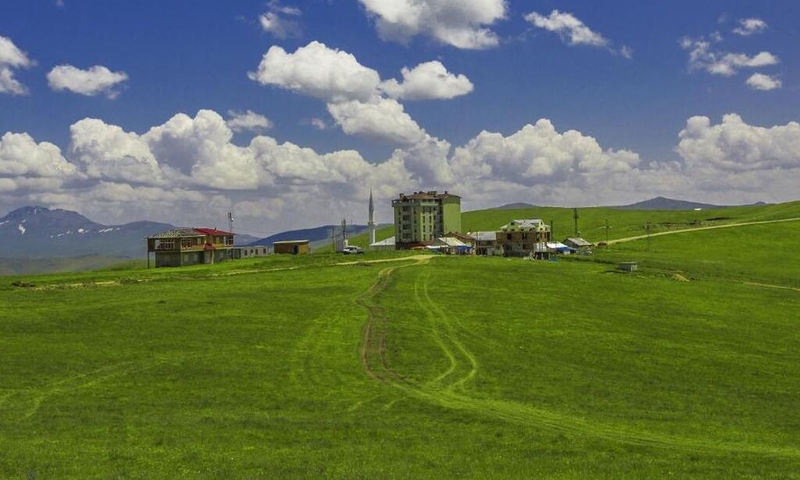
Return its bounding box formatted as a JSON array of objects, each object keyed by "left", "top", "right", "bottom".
[{"left": 1, "top": 0, "right": 799, "bottom": 237}]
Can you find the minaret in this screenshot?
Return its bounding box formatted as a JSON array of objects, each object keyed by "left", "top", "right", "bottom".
[{"left": 368, "top": 189, "right": 376, "bottom": 246}]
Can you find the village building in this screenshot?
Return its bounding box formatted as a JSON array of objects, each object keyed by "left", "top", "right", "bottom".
[
  {"left": 232, "top": 245, "right": 270, "bottom": 259},
  {"left": 496, "top": 219, "right": 552, "bottom": 257},
  {"left": 147, "top": 228, "right": 234, "bottom": 268},
  {"left": 564, "top": 237, "right": 593, "bottom": 252},
  {"left": 273, "top": 240, "right": 310, "bottom": 255},
  {"left": 392, "top": 191, "right": 461, "bottom": 249},
  {"left": 470, "top": 231, "right": 499, "bottom": 256}
]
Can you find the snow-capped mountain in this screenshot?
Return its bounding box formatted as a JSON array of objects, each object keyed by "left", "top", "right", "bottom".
[{"left": 0, "top": 206, "right": 176, "bottom": 259}]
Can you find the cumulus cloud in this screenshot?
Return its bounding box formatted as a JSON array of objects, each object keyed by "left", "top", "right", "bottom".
[
  {"left": 680, "top": 37, "right": 779, "bottom": 77},
  {"left": 69, "top": 119, "right": 167, "bottom": 185},
  {"left": 249, "top": 41, "right": 381, "bottom": 103},
  {"left": 0, "top": 35, "right": 34, "bottom": 95},
  {"left": 357, "top": 0, "right": 506, "bottom": 49},
  {"left": 379, "top": 61, "right": 473, "bottom": 100},
  {"left": 0, "top": 132, "right": 78, "bottom": 179},
  {"left": 733, "top": 18, "right": 768, "bottom": 36},
  {"left": 47, "top": 64, "right": 129, "bottom": 98},
  {"left": 745, "top": 73, "right": 782, "bottom": 91},
  {"left": 4, "top": 110, "right": 800, "bottom": 232},
  {"left": 450, "top": 119, "right": 640, "bottom": 188},
  {"left": 676, "top": 114, "right": 800, "bottom": 172},
  {"left": 227, "top": 110, "right": 273, "bottom": 133},
  {"left": 250, "top": 41, "right": 474, "bottom": 146},
  {"left": 327, "top": 97, "right": 428, "bottom": 145}
]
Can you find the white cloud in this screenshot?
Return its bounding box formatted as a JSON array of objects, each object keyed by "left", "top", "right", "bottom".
[
  {"left": 327, "top": 98, "right": 428, "bottom": 145},
  {"left": 357, "top": 0, "right": 506, "bottom": 50},
  {"left": 69, "top": 119, "right": 167, "bottom": 185},
  {"left": 676, "top": 114, "right": 800, "bottom": 172},
  {"left": 379, "top": 61, "right": 473, "bottom": 100},
  {"left": 0, "top": 35, "right": 34, "bottom": 95},
  {"left": 733, "top": 18, "right": 768, "bottom": 36},
  {"left": 450, "top": 119, "right": 640, "bottom": 188},
  {"left": 745, "top": 73, "right": 782, "bottom": 91},
  {"left": 309, "top": 118, "right": 328, "bottom": 130},
  {"left": 680, "top": 37, "right": 779, "bottom": 76},
  {"left": 47, "top": 65, "right": 129, "bottom": 98},
  {"left": 227, "top": 110, "right": 273, "bottom": 133},
  {"left": 249, "top": 42, "right": 468, "bottom": 145},
  {"left": 249, "top": 41, "right": 381, "bottom": 103},
  {"left": 6, "top": 108, "right": 800, "bottom": 235},
  {"left": 0, "top": 132, "right": 78, "bottom": 179},
  {"left": 259, "top": 12, "right": 302, "bottom": 39},
  {"left": 525, "top": 10, "right": 609, "bottom": 48}
]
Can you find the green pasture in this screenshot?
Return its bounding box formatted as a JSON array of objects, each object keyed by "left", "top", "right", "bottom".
[{"left": 1, "top": 214, "right": 799, "bottom": 478}]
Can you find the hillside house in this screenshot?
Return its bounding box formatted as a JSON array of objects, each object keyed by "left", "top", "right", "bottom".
[
  {"left": 147, "top": 228, "right": 234, "bottom": 268},
  {"left": 497, "top": 219, "right": 551, "bottom": 257}
]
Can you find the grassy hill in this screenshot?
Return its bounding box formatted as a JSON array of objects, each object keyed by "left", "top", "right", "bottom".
[{"left": 1, "top": 202, "right": 799, "bottom": 478}]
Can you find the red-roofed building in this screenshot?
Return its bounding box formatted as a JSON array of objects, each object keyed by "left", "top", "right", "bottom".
[{"left": 146, "top": 228, "right": 234, "bottom": 268}]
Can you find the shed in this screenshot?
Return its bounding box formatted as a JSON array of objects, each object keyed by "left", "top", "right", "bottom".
[
  {"left": 564, "top": 237, "right": 593, "bottom": 249},
  {"left": 619, "top": 262, "right": 638, "bottom": 272},
  {"left": 273, "top": 240, "right": 310, "bottom": 255},
  {"left": 370, "top": 236, "right": 396, "bottom": 251}
]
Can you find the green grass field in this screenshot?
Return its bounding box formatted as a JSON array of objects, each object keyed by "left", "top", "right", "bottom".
[{"left": 1, "top": 205, "right": 799, "bottom": 479}]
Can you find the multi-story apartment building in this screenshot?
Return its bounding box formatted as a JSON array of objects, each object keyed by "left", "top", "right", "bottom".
[{"left": 392, "top": 191, "right": 461, "bottom": 249}]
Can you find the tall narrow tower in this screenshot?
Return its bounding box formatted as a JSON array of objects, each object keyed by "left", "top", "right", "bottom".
[{"left": 368, "top": 189, "right": 376, "bottom": 246}]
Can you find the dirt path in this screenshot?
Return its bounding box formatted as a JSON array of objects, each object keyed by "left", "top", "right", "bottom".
[{"left": 607, "top": 217, "right": 800, "bottom": 245}]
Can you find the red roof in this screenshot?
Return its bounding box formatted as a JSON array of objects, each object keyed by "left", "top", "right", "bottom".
[{"left": 194, "top": 228, "right": 232, "bottom": 236}]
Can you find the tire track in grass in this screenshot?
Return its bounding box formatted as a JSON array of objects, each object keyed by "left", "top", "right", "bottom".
[
  {"left": 0, "top": 362, "right": 146, "bottom": 423},
  {"left": 357, "top": 257, "right": 800, "bottom": 460},
  {"left": 418, "top": 270, "right": 479, "bottom": 392}
]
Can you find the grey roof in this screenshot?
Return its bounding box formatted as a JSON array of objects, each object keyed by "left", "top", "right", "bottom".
[
  {"left": 565, "top": 237, "right": 593, "bottom": 247},
  {"left": 470, "top": 231, "right": 497, "bottom": 241},
  {"left": 501, "top": 219, "right": 546, "bottom": 230},
  {"left": 148, "top": 228, "right": 203, "bottom": 239}
]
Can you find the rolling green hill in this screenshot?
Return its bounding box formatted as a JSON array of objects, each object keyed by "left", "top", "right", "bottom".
[{"left": 1, "top": 203, "right": 799, "bottom": 478}]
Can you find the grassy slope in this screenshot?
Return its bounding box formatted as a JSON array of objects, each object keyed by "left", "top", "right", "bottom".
[{"left": 1, "top": 204, "right": 799, "bottom": 478}]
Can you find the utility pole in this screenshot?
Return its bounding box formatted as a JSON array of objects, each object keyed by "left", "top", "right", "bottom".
[
  {"left": 573, "top": 208, "right": 579, "bottom": 237},
  {"left": 228, "top": 212, "right": 234, "bottom": 259}
]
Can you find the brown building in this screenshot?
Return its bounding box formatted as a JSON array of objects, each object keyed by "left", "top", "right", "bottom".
[
  {"left": 497, "top": 219, "right": 551, "bottom": 257},
  {"left": 273, "top": 240, "right": 310, "bottom": 255},
  {"left": 147, "top": 228, "right": 234, "bottom": 268}
]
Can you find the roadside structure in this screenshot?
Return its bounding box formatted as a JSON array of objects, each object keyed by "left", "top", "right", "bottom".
[
  {"left": 496, "top": 219, "right": 551, "bottom": 257},
  {"left": 273, "top": 240, "right": 310, "bottom": 255},
  {"left": 392, "top": 191, "right": 461, "bottom": 249},
  {"left": 233, "top": 245, "right": 270, "bottom": 259},
  {"left": 564, "top": 237, "right": 593, "bottom": 251},
  {"left": 470, "top": 231, "right": 499, "bottom": 256},
  {"left": 147, "top": 228, "right": 234, "bottom": 268}
]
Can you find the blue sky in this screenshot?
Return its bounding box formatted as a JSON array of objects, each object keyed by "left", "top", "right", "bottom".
[{"left": 1, "top": 0, "right": 798, "bottom": 236}]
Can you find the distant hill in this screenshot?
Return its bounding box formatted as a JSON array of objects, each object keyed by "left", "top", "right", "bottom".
[
  {"left": 614, "top": 197, "right": 726, "bottom": 211},
  {"left": 496, "top": 202, "right": 537, "bottom": 209},
  {"left": 247, "top": 224, "right": 369, "bottom": 248}
]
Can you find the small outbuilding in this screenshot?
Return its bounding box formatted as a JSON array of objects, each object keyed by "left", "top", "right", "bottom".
[
  {"left": 273, "top": 240, "right": 310, "bottom": 255},
  {"left": 564, "top": 237, "right": 593, "bottom": 250}
]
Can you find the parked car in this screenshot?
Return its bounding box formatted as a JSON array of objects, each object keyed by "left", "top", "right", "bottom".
[{"left": 341, "top": 246, "right": 364, "bottom": 254}]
